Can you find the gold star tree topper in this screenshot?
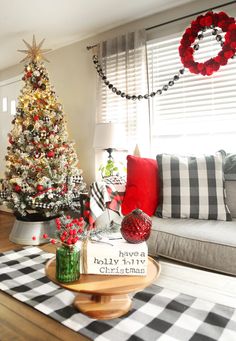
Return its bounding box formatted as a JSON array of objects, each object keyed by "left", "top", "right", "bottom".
[{"left": 18, "top": 35, "right": 51, "bottom": 63}]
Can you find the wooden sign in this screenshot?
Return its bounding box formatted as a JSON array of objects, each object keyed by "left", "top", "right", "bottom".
[{"left": 80, "top": 237, "right": 148, "bottom": 276}]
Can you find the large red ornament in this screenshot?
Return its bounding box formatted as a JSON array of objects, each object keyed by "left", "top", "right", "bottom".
[
  {"left": 179, "top": 11, "right": 236, "bottom": 76},
  {"left": 121, "top": 208, "right": 152, "bottom": 243}
]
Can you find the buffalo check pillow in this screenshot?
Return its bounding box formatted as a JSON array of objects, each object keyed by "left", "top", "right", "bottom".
[{"left": 156, "top": 152, "right": 231, "bottom": 221}]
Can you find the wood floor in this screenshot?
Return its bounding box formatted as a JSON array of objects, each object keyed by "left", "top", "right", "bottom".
[{"left": 0, "top": 211, "right": 88, "bottom": 341}]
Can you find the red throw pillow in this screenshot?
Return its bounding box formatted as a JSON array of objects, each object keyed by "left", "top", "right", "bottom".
[{"left": 121, "top": 155, "right": 159, "bottom": 216}]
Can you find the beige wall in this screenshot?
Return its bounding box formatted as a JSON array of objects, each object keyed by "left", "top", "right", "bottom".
[{"left": 0, "top": 0, "right": 234, "bottom": 186}]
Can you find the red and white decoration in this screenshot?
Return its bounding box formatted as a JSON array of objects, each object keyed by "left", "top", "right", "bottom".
[{"left": 179, "top": 11, "right": 236, "bottom": 76}]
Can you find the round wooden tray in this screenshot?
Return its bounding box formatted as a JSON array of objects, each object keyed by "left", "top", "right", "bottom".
[{"left": 45, "top": 257, "right": 160, "bottom": 320}]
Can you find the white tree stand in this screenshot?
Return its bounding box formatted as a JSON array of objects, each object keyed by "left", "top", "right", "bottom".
[{"left": 9, "top": 218, "right": 56, "bottom": 245}]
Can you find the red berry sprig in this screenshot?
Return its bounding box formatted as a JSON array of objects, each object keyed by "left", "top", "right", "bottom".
[{"left": 43, "top": 215, "right": 87, "bottom": 246}]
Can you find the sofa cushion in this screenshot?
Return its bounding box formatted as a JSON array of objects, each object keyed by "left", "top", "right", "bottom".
[
  {"left": 225, "top": 181, "right": 236, "bottom": 218},
  {"left": 121, "top": 155, "right": 159, "bottom": 216},
  {"left": 223, "top": 152, "right": 236, "bottom": 181},
  {"left": 147, "top": 216, "right": 236, "bottom": 275},
  {"left": 156, "top": 152, "right": 231, "bottom": 221}
]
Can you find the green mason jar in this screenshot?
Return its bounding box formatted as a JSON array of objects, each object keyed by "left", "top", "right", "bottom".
[{"left": 56, "top": 245, "right": 80, "bottom": 283}]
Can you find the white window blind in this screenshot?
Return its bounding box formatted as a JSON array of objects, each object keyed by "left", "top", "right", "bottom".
[
  {"left": 97, "top": 51, "right": 140, "bottom": 138},
  {"left": 148, "top": 31, "right": 236, "bottom": 155},
  {"left": 96, "top": 41, "right": 149, "bottom": 153}
]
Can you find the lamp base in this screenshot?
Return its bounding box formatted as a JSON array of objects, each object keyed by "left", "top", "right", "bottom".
[{"left": 105, "top": 148, "right": 114, "bottom": 160}]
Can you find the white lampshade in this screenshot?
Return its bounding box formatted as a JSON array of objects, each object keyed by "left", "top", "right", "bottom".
[{"left": 93, "top": 122, "right": 126, "bottom": 150}]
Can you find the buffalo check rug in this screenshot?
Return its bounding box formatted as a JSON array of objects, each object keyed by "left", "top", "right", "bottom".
[{"left": 0, "top": 247, "right": 236, "bottom": 341}]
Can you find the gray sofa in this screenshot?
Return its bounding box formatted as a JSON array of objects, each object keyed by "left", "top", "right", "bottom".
[
  {"left": 147, "top": 181, "right": 236, "bottom": 276},
  {"left": 148, "top": 218, "right": 236, "bottom": 276},
  {"left": 96, "top": 180, "right": 236, "bottom": 276}
]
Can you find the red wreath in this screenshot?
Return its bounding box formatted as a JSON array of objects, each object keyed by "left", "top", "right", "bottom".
[{"left": 179, "top": 11, "right": 236, "bottom": 76}]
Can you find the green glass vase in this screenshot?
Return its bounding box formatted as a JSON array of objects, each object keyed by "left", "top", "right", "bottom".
[{"left": 56, "top": 245, "right": 80, "bottom": 283}]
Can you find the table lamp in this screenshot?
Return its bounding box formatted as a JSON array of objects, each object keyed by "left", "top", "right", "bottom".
[{"left": 93, "top": 122, "right": 125, "bottom": 160}]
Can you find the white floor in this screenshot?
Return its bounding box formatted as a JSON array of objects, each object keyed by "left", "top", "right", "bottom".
[{"left": 155, "top": 260, "right": 236, "bottom": 308}]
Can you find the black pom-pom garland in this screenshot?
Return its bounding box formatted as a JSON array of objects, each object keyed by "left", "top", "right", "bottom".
[{"left": 92, "top": 54, "right": 185, "bottom": 101}]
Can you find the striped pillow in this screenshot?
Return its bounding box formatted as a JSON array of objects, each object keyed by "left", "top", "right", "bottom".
[{"left": 156, "top": 152, "right": 231, "bottom": 221}]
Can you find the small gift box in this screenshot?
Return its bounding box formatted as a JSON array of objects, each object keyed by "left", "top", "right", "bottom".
[{"left": 80, "top": 234, "right": 148, "bottom": 276}]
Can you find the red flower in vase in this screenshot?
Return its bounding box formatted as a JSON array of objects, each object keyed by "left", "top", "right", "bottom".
[{"left": 43, "top": 215, "right": 88, "bottom": 246}]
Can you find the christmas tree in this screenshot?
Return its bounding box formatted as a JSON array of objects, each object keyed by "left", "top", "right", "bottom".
[{"left": 0, "top": 36, "right": 86, "bottom": 219}]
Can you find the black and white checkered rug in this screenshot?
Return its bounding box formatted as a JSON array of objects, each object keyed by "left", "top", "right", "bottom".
[{"left": 0, "top": 247, "right": 235, "bottom": 341}]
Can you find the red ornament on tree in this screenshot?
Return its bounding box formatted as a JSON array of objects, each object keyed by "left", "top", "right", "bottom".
[
  {"left": 8, "top": 134, "right": 14, "bottom": 145},
  {"left": 14, "top": 184, "right": 21, "bottom": 193},
  {"left": 121, "top": 208, "right": 152, "bottom": 243},
  {"left": 26, "top": 71, "right": 32, "bottom": 78},
  {"left": 36, "top": 184, "right": 44, "bottom": 192},
  {"left": 47, "top": 150, "right": 55, "bottom": 158}
]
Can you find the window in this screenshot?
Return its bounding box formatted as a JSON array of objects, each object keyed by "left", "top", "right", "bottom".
[
  {"left": 147, "top": 31, "right": 236, "bottom": 155},
  {"left": 96, "top": 32, "right": 149, "bottom": 154},
  {"left": 2, "top": 97, "right": 7, "bottom": 112},
  {"left": 10, "top": 100, "right": 16, "bottom": 115},
  {"left": 0, "top": 75, "right": 22, "bottom": 178},
  {"left": 97, "top": 29, "right": 236, "bottom": 157}
]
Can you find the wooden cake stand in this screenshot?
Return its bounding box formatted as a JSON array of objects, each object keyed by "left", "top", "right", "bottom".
[{"left": 45, "top": 257, "right": 161, "bottom": 320}]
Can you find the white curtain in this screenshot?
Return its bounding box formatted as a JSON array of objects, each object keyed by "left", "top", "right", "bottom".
[{"left": 96, "top": 29, "right": 150, "bottom": 155}]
